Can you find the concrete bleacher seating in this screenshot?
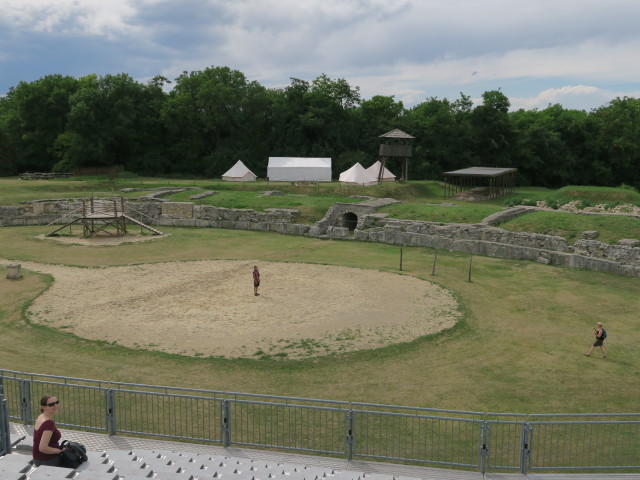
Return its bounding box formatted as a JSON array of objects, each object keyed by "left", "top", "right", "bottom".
[
  {"left": 8, "top": 423, "right": 640, "bottom": 480},
  {"left": 0, "top": 443, "right": 382, "bottom": 480}
]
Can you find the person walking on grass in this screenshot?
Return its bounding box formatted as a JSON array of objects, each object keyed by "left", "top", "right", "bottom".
[
  {"left": 253, "top": 265, "right": 260, "bottom": 296},
  {"left": 585, "top": 321, "right": 606, "bottom": 358}
]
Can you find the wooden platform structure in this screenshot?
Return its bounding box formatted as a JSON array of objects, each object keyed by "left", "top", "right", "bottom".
[
  {"left": 443, "top": 167, "right": 517, "bottom": 200},
  {"left": 378, "top": 128, "right": 414, "bottom": 183},
  {"left": 46, "top": 196, "right": 163, "bottom": 238}
]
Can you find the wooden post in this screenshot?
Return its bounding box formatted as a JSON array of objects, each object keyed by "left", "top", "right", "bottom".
[
  {"left": 431, "top": 251, "right": 438, "bottom": 276},
  {"left": 378, "top": 158, "right": 386, "bottom": 183},
  {"left": 399, "top": 247, "right": 403, "bottom": 271},
  {"left": 467, "top": 255, "right": 473, "bottom": 282}
]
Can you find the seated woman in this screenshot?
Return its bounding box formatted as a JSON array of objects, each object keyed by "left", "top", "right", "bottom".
[{"left": 32, "top": 394, "right": 65, "bottom": 467}]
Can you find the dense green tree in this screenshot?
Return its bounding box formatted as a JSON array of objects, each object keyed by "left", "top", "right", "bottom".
[
  {"left": 267, "top": 78, "right": 312, "bottom": 156},
  {"left": 57, "top": 73, "right": 167, "bottom": 173},
  {"left": 0, "top": 74, "right": 78, "bottom": 174},
  {"left": 1, "top": 67, "right": 640, "bottom": 187},
  {"left": 0, "top": 97, "right": 18, "bottom": 175},
  {"left": 511, "top": 103, "right": 607, "bottom": 187},
  {"left": 354, "top": 95, "right": 405, "bottom": 155},
  {"left": 405, "top": 94, "right": 474, "bottom": 179},
  {"left": 311, "top": 73, "right": 361, "bottom": 109},
  {"left": 591, "top": 97, "right": 640, "bottom": 188},
  {"left": 470, "top": 90, "right": 514, "bottom": 166},
  {"left": 162, "top": 66, "right": 271, "bottom": 176},
  {"left": 267, "top": 74, "right": 361, "bottom": 175}
]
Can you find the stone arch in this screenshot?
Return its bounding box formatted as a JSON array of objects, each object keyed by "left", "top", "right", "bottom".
[{"left": 342, "top": 212, "right": 358, "bottom": 231}]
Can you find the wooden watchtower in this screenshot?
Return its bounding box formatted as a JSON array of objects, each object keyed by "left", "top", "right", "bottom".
[
  {"left": 46, "top": 196, "right": 162, "bottom": 238},
  {"left": 378, "top": 128, "right": 414, "bottom": 183}
]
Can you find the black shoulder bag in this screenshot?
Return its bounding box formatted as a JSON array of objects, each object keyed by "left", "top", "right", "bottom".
[{"left": 58, "top": 439, "right": 88, "bottom": 469}]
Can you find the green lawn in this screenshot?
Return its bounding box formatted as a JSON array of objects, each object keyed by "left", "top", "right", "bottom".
[
  {"left": 166, "top": 189, "right": 362, "bottom": 224},
  {"left": 378, "top": 202, "right": 504, "bottom": 223},
  {"left": 505, "top": 185, "right": 640, "bottom": 208},
  {"left": 500, "top": 210, "right": 640, "bottom": 244},
  {"left": 1, "top": 225, "right": 639, "bottom": 415}
]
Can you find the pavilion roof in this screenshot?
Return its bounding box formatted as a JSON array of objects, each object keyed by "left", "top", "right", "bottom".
[{"left": 444, "top": 167, "right": 517, "bottom": 177}]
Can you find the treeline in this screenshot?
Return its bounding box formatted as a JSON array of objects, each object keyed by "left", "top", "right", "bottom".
[{"left": 0, "top": 66, "right": 639, "bottom": 188}]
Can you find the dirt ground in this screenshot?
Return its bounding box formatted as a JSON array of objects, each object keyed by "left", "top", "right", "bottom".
[{"left": 9, "top": 235, "right": 460, "bottom": 359}]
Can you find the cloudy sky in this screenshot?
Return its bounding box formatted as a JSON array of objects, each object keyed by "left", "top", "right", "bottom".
[{"left": 1, "top": 0, "right": 639, "bottom": 111}]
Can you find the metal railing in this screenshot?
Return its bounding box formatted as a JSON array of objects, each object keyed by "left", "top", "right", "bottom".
[
  {"left": 0, "top": 384, "right": 10, "bottom": 456},
  {"left": 1, "top": 369, "right": 639, "bottom": 474}
]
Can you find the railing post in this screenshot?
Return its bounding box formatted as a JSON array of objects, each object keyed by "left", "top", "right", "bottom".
[
  {"left": 221, "top": 399, "right": 231, "bottom": 447},
  {"left": 19, "top": 380, "right": 31, "bottom": 426},
  {"left": 519, "top": 423, "right": 532, "bottom": 474},
  {"left": 105, "top": 389, "right": 116, "bottom": 436},
  {"left": 479, "top": 421, "right": 490, "bottom": 475},
  {"left": 345, "top": 409, "right": 354, "bottom": 460},
  {"left": 0, "top": 393, "right": 10, "bottom": 455}
]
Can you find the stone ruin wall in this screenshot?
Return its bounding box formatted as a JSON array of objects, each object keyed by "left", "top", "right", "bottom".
[
  {"left": 351, "top": 217, "right": 640, "bottom": 278},
  {"left": 1, "top": 199, "right": 639, "bottom": 278}
]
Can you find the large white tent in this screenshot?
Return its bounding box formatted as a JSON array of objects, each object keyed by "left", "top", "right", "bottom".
[
  {"left": 222, "top": 160, "right": 257, "bottom": 182},
  {"left": 366, "top": 160, "right": 396, "bottom": 182},
  {"left": 339, "top": 162, "right": 378, "bottom": 186},
  {"left": 267, "top": 157, "right": 331, "bottom": 182}
]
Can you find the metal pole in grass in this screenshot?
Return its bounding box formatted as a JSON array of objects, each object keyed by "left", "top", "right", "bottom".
[
  {"left": 467, "top": 255, "right": 473, "bottom": 282},
  {"left": 399, "top": 246, "right": 403, "bottom": 271},
  {"left": 431, "top": 251, "right": 438, "bottom": 276}
]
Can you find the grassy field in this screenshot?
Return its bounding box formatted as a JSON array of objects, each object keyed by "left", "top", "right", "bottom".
[
  {"left": 1, "top": 221, "right": 639, "bottom": 415},
  {"left": 514, "top": 185, "right": 640, "bottom": 206},
  {"left": 500, "top": 210, "right": 640, "bottom": 244}
]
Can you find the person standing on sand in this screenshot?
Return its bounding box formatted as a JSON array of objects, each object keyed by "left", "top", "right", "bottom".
[
  {"left": 253, "top": 265, "right": 260, "bottom": 296},
  {"left": 585, "top": 321, "right": 606, "bottom": 358}
]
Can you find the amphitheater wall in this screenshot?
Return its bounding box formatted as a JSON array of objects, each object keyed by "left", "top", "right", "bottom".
[{"left": 1, "top": 200, "right": 638, "bottom": 277}]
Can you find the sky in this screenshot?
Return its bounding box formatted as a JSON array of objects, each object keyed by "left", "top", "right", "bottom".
[{"left": 1, "top": 0, "right": 640, "bottom": 111}]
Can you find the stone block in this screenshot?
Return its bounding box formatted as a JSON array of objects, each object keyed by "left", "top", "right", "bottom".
[
  {"left": 162, "top": 202, "right": 194, "bottom": 219},
  {"left": 619, "top": 239, "right": 640, "bottom": 247},
  {"left": 32, "top": 202, "right": 46, "bottom": 214},
  {"left": 6, "top": 263, "right": 23, "bottom": 280}
]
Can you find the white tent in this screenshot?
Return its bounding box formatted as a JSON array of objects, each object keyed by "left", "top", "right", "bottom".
[
  {"left": 339, "top": 162, "right": 378, "bottom": 186},
  {"left": 222, "top": 160, "right": 257, "bottom": 182},
  {"left": 267, "top": 157, "right": 331, "bottom": 182},
  {"left": 366, "top": 160, "right": 396, "bottom": 182}
]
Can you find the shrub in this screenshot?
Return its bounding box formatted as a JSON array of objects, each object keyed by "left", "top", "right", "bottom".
[
  {"left": 618, "top": 183, "right": 639, "bottom": 193},
  {"left": 545, "top": 197, "right": 568, "bottom": 210},
  {"left": 504, "top": 197, "right": 537, "bottom": 207}
]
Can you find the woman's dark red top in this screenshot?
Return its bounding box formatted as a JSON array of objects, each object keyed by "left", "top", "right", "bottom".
[{"left": 32, "top": 419, "right": 61, "bottom": 461}]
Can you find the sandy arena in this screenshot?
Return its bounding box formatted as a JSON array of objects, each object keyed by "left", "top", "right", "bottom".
[{"left": 9, "top": 236, "right": 460, "bottom": 359}]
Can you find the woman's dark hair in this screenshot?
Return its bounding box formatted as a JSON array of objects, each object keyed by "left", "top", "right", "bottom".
[{"left": 39, "top": 394, "right": 54, "bottom": 413}]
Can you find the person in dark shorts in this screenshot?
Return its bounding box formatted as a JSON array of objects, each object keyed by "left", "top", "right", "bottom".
[
  {"left": 585, "top": 321, "right": 606, "bottom": 358},
  {"left": 253, "top": 265, "right": 260, "bottom": 296}
]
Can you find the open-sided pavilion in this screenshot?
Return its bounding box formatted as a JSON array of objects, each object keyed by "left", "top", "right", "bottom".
[{"left": 443, "top": 167, "right": 517, "bottom": 200}]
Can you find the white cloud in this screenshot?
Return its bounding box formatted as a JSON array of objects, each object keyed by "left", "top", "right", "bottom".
[
  {"left": 2, "top": 0, "right": 640, "bottom": 110},
  {"left": 510, "top": 85, "right": 604, "bottom": 111},
  {"left": 510, "top": 85, "right": 640, "bottom": 111},
  {"left": 0, "top": 0, "right": 139, "bottom": 37}
]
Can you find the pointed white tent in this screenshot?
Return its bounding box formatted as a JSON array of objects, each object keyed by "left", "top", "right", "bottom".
[
  {"left": 366, "top": 160, "right": 396, "bottom": 182},
  {"left": 222, "top": 160, "right": 257, "bottom": 182},
  {"left": 339, "top": 163, "right": 378, "bottom": 186}
]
